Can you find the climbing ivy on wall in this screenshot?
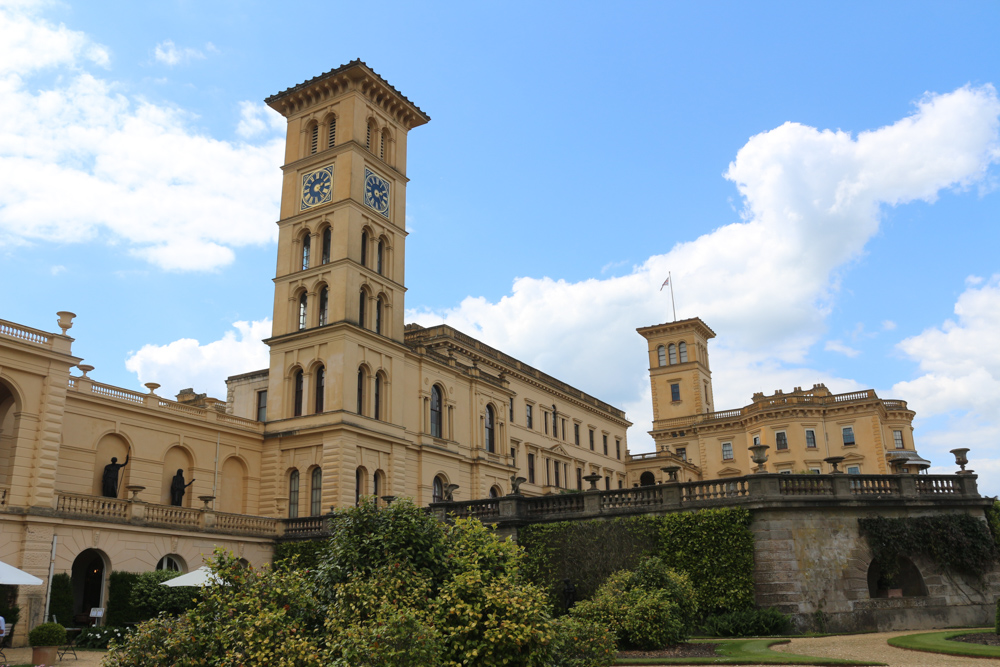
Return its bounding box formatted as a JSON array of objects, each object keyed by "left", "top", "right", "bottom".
[
  {"left": 985, "top": 499, "right": 1000, "bottom": 550},
  {"left": 519, "top": 508, "right": 755, "bottom": 616},
  {"left": 858, "top": 514, "right": 999, "bottom": 583}
]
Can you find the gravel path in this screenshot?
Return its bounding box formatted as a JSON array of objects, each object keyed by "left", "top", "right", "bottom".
[
  {"left": 1, "top": 647, "right": 107, "bottom": 666},
  {"left": 773, "top": 629, "right": 1000, "bottom": 666}
]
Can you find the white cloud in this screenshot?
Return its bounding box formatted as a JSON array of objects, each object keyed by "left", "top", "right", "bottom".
[
  {"left": 125, "top": 319, "right": 272, "bottom": 399},
  {"left": 824, "top": 340, "right": 861, "bottom": 358},
  {"left": 50, "top": 264, "right": 65, "bottom": 275},
  {"left": 881, "top": 319, "right": 896, "bottom": 331},
  {"left": 153, "top": 40, "right": 206, "bottom": 66},
  {"left": 409, "top": 85, "right": 1000, "bottom": 452},
  {"left": 235, "top": 101, "right": 284, "bottom": 139},
  {"left": 0, "top": 3, "right": 284, "bottom": 271}
]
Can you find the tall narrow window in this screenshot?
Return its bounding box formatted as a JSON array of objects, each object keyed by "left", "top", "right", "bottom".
[
  {"left": 511, "top": 447, "right": 517, "bottom": 468},
  {"left": 679, "top": 341, "right": 688, "bottom": 362},
  {"left": 485, "top": 405, "right": 495, "bottom": 453},
  {"left": 670, "top": 383, "right": 681, "bottom": 402},
  {"left": 721, "top": 442, "right": 734, "bottom": 460},
  {"left": 376, "top": 240, "right": 384, "bottom": 275},
  {"left": 288, "top": 470, "right": 299, "bottom": 518},
  {"left": 314, "top": 366, "right": 325, "bottom": 414},
  {"left": 298, "top": 293, "right": 308, "bottom": 330},
  {"left": 775, "top": 431, "right": 788, "bottom": 450},
  {"left": 293, "top": 370, "right": 304, "bottom": 417},
  {"left": 509, "top": 398, "right": 514, "bottom": 422},
  {"left": 310, "top": 124, "right": 318, "bottom": 154},
  {"left": 373, "top": 470, "right": 381, "bottom": 497},
  {"left": 544, "top": 412, "right": 549, "bottom": 435},
  {"left": 668, "top": 343, "right": 678, "bottom": 364},
  {"left": 589, "top": 429, "right": 595, "bottom": 451},
  {"left": 842, "top": 426, "right": 855, "bottom": 446},
  {"left": 310, "top": 468, "right": 322, "bottom": 516},
  {"left": 805, "top": 429, "right": 817, "bottom": 448},
  {"left": 379, "top": 130, "right": 385, "bottom": 159},
  {"left": 301, "top": 234, "right": 311, "bottom": 270},
  {"left": 356, "top": 369, "right": 364, "bottom": 415},
  {"left": 526, "top": 404, "right": 533, "bottom": 429},
  {"left": 430, "top": 385, "right": 443, "bottom": 438},
  {"left": 358, "top": 290, "right": 366, "bottom": 328},
  {"left": 657, "top": 345, "right": 666, "bottom": 366},
  {"left": 574, "top": 424, "right": 580, "bottom": 446},
  {"left": 554, "top": 461, "right": 560, "bottom": 488},
  {"left": 375, "top": 296, "right": 383, "bottom": 335},
  {"left": 528, "top": 453, "right": 535, "bottom": 483},
  {"left": 328, "top": 116, "right": 336, "bottom": 147},
  {"left": 616, "top": 439, "right": 621, "bottom": 459},
  {"left": 318, "top": 287, "right": 328, "bottom": 326},
  {"left": 374, "top": 374, "right": 382, "bottom": 420},
  {"left": 576, "top": 467, "right": 582, "bottom": 490},
  {"left": 366, "top": 121, "right": 372, "bottom": 150},
  {"left": 360, "top": 230, "right": 368, "bottom": 267},
  {"left": 256, "top": 390, "right": 267, "bottom": 422},
  {"left": 551, "top": 408, "right": 557, "bottom": 438},
  {"left": 603, "top": 434, "right": 608, "bottom": 456},
  {"left": 356, "top": 468, "right": 363, "bottom": 505},
  {"left": 433, "top": 476, "right": 444, "bottom": 503},
  {"left": 322, "top": 227, "right": 331, "bottom": 264},
  {"left": 893, "top": 430, "right": 904, "bottom": 449}
]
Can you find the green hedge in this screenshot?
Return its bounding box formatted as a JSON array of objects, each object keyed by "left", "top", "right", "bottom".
[
  {"left": 519, "top": 507, "right": 755, "bottom": 616},
  {"left": 273, "top": 539, "right": 328, "bottom": 570},
  {"left": 0, "top": 583, "right": 20, "bottom": 626},
  {"left": 49, "top": 572, "right": 74, "bottom": 624},
  {"left": 106, "top": 570, "right": 199, "bottom": 626}
]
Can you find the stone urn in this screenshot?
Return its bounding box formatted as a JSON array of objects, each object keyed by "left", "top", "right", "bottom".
[{"left": 748, "top": 444, "right": 770, "bottom": 473}]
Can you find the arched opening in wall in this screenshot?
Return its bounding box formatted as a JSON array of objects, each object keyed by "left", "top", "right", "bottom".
[
  {"left": 867, "top": 556, "right": 928, "bottom": 598},
  {"left": 327, "top": 115, "right": 337, "bottom": 148},
  {"left": 162, "top": 445, "right": 194, "bottom": 506},
  {"left": 355, "top": 466, "right": 368, "bottom": 505},
  {"left": 318, "top": 287, "right": 329, "bottom": 326},
  {"left": 310, "top": 467, "right": 322, "bottom": 516},
  {"left": 639, "top": 471, "right": 656, "bottom": 486},
  {"left": 432, "top": 474, "right": 446, "bottom": 503},
  {"left": 314, "top": 365, "right": 325, "bottom": 414},
  {"left": 70, "top": 548, "right": 108, "bottom": 619},
  {"left": 489, "top": 485, "right": 502, "bottom": 498},
  {"left": 298, "top": 292, "right": 308, "bottom": 330},
  {"left": 93, "top": 434, "right": 131, "bottom": 498},
  {"left": 301, "top": 233, "right": 311, "bottom": 270},
  {"left": 484, "top": 405, "right": 496, "bottom": 453},
  {"left": 656, "top": 345, "right": 666, "bottom": 367},
  {"left": 0, "top": 380, "right": 21, "bottom": 489},
  {"left": 321, "top": 227, "right": 332, "bottom": 264},
  {"left": 668, "top": 343, "right": 678, "bottom": 365},
  {"left": 293, "top": 369, "right": 304, "bottom": 417},
  {"left": 308, "top": 122, "right": 319, "bottom": 155},
  {"left": 356, "top": 367, "right": 367, "bottom": 415},
  {"left": 361, "top": 230, "right": 368, "bottom": 267},
  {"left": 373, "top": 469, "right": 385, "bottom": 499},
  {"left": 430, "top": 385, "right": 443, "bottom": 438},
  {"left": 375, "top": 296, "right": 383, "bottom": 335},
  {"left": 678, "top": 341, "right": 688, "bottom": 363},
  {"left": 219, "top": 456, "right": 247, "bottom": 514},
  {"left": 358, "top": 288, "right": 367, "bottom": 329},
  {"left": 376, "top": 239, "right": 384, "bottom": 275},
  {"left": 374, "top": 372, "right": 387, "bottom": 420},
  {"left": 156, "top": 554, "right": 186, "bottom": 573},
  {"left": 288, "top": 469, "right": 300, "bottom": 518}
]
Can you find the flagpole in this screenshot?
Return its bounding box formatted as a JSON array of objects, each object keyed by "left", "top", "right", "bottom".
[{"left": 668, "top": 271, "right": 676, "bottom": 321}]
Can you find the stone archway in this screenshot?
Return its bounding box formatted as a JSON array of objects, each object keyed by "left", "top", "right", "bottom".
[
  {"left": 867, "top": 555, "right": 928, "bottom": 598},
  {"left": 71, "top": 548, "right": 109, "bottom": 623},
  {"left": 639, "top": 471, "right": 656, "bottom": 486},
  {"left": 0, "top": 380, "right": 21, "bottom": 489}
]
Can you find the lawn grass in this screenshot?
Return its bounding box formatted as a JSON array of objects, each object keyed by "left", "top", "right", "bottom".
[
  {"left": 615, "top": 639, "right": 886, "bottom": 665},
  {"left": 887, "top": 630, "right": 1000, "bottom": 659}
]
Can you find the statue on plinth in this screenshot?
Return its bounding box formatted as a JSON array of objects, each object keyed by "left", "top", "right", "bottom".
[
  {"left": 169, "top": 469, "right": 195, "bottom": 506},
  {"left": 102, "top": 455, "right": 129, "bottom": 498}
]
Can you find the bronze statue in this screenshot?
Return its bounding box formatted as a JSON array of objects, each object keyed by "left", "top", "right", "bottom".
[
  {"left": 169, "top": 469, "right": 195, "bottom": 506},
  {"left": 102, "top": 455, "right": 129, "bottom": 498}
]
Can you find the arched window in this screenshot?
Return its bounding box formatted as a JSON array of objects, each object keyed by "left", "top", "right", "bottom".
[
  {"left": 301, "top": 234, "right": 311, "bottom": 270},
  {"left": 361, "top": 230, "right": 368, "bottom": 267},
  {"left": 358, "top": 289, "right": 366, "bottom": 328},
  {"left": 373, "top": 469, "right": 384, "bottom": 498},
  {"left": 293, "top": 370, "right": 304, "bottom": 417},
  {"left": 668, "top": 343, "right": 678, "bottom": 365},
  {"left": 314, "top": 366, "right": 325, "bottom": 414},
  {"left": 318, "top": 287, "right": 329, "bottom": 326},
  {"left": 356, "top": 368, "right": 365, "bottom": 415},
  {"left": 657, "top": 345, "right": 666, "bottom": 367},
  {"left": 327, "top": 116, "right": 336, "bottom": 148},
  {"left": 156, "top": 555, "right": 183, "bottom": 572},
  {"left": 321, "top": 227, "right": 331, "bottom": 264},
  {"left": 288, "top": 469, "right": 300, "bottom": 518},
  {"left": 379, "top": 129, "right": 386, "bottom": 160},
  {"left": 430, "top": 385, "right": 443, "bottom": 438},
  {"left": 433, "top": 475, "right": 444, "bottom": 503},
  {"left": 374, "top": 373, "right": 382, "bottom": 420},
  {"left": 489, "top": 486, "right": 500, "bottom": 499},
  {"left": 376, "top": 240, "right": 384, "bottom": 275},
  {"left": 375, "top": 296, "right": 383, "bottom": 335},
  {"left": 309, "top": 123, "right": 318, "bottom": 155},
  {"left": 639, "top": 471, "right": 656, "bottom": 486},
  {"left": 298, "top": 292, "right": 308, "bottom": 330},
  {"left": 366, "top": 121, "right": 374, "bottom": 150},
  {"left": 310, "top": 467, "right": 322, "bottom": 516},
  {"left": 355, "top": 467, "right": 364, "bottom": 505},
  {"left": 485, "top": 404, "right": 496, "bottom": 453},
  {"left": 679, "top": 341, "right": 688, "bottom": 363}
]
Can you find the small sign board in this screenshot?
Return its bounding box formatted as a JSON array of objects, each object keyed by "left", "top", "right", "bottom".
[{"left": 89, "top": 608, "right": 104, "bottom": 618}]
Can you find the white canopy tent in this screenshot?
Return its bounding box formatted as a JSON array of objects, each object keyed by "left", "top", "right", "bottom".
[
  {"left": 0, "top": 559, "right": 43, "bottom": 586},
  {"left": 160, "top": 566, "right": 224, "bottom": 587}
]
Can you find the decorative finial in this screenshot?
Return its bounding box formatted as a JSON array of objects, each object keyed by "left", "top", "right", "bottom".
[{"left": 56, "top": 311, "right": 76, "bottom": 335}]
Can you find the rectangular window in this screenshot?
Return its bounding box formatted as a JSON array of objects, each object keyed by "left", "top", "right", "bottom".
[
  {"left": 805, "top": 429, "right": 817, "bottom": 448},
  {"left": 618, "top": 479, "right": 623, "bottom": 489},
  {"left": 779, "top": 469, "right": 792, "bottom": 475},
  {"left": 676, "top": 447, "right": 687, "bottom": 462},
  {"left": 589, "top": 429, "right": 595, "bottom": 451},
  {"left": 604, "top": 476, "right": 610, "bottom": 490},
  {"left": 562, "top": 419, "right": 566, "bottom": 441},
  {"left": 753, "top": 435, "right": 761, "bottom": 446},
  {"left": 842, "top": 426, "right": 856, "bottom": 446},
  {"left": 576, "top": 467, "right": 582, "bottom": 490},
  {"left": 574, "top": 424, "right": 580, "bottom": 446},
  {"left": 847, "top": 465, "right": 861, "bottom": 475},
  {"left": 528, "top": 453, "right": 535, "bottom": 484},
  {"left": 602, "top": 434, "right": 608, "bottom": 456},
  {"left": 809, "top": 467, "right": 822, "bottom": 475},
  {"left": 721, "top": 442, "right": 733, "bottom": 460},
  {"left": 546, "top": 458, "right": 551, "bottom": 486},
  {"left": 544, "top": 412, "right": 549, "bottom": 435},
  {"left": 256, "top": 390, "right": 267, "bottom": 422},
  {"left": 511, "top": 447, "right": 517, "bottom": 468},
  {"left": 670, "top": 383, "right": 681, "bottom": 402},
  {"left": 615, "top": 439, "right": 621, "bottom": 460},
  {"left": 554, "top": 462, "right": 560, "bottom": 488},
  {"left": 510, "top": 399, "right": 514, "bottom": 422},
  {"left": 893, "top": 430, "right": 904, "bottom": 449},
  {"left": 775, "top": 431, "right": 788, "bottom": 450},
  {"left": 526, "top": 404, "right": 533, "bottom": 429}
]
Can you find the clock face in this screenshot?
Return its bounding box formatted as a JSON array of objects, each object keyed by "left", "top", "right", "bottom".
[
  {"left": 364, "top": 168, "right": 390, "bottom": 218},
  {"left": 300, "top": 166, "right": 334, "bottom": 211}
]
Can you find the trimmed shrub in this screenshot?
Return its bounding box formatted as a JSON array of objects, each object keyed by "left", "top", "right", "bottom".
[
  {"left": 701, "top": 607, "right": 792, "bottom": 637},
  {"left": 29, "top": 622, "right": 66, "bottom": 647},
  {"left": 48, "top": 573, "right": 74, "bottom": 624},
  {"left": 106, "top": 570, "right": 198, "bottom": 626},
  {"left": 546, "top": 615, "right": 616, "bottom": 667},
  {"left": 106, "top": 571, "right": 139, "bottom": 626}
]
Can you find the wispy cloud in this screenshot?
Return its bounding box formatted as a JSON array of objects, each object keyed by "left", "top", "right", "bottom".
[
  {"left": 153, "top": 39, "right": 207, "bottom": 66},
  {"left": 825, "top": 340, "right": 861, "bottom": 358}
]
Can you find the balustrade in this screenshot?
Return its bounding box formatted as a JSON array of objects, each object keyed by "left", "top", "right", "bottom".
[
  {"left": 600, "top": 486, "right": 660, "bottom": 510},
  {"left": 145, "top": 504, "right": 201, "bottom": 527},
  {"left": 682, "top": 479, "right": 748, "bottom": 502},
  {"left": 56, "top": 493, "right": 129, "bottom": 520},
  {"left": 916, "top": 476, "right": 959, "bottom": 494},
  {"left": 526, "top": 494, "right": 584, "bottom": 515},
  {"left": 215, "top": 512, "right": 278, "bottom": 536},
  {"left": 0, "top": 319, "right": 51, "bottom": 346},
  {"left": 778, "top": 475, "right": 834, "bottom": 496},
  {"left": 849, "top": 475, "right": 899, "bottom": 495}
]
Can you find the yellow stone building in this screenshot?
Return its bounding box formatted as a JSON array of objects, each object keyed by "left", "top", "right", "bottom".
[
  {"left": 0, "top": 61, "right": 630, "bottom": 641},
  {"left": 625, "top": 317, "right": 928, "bottom": 485}
]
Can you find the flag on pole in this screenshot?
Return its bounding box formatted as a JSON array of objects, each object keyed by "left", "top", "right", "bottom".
[{"left": 659, "top": 277, "right": 669, "bottom": 291}]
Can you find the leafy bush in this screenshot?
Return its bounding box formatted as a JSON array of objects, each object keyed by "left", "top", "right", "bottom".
[
  {"left": 546, "top": 615, "right": 616, "bottom": 667},
  {"left": 520, "top": 508, "right": 755, "bottom": 616},
  {"left": 701, "top": 607, "right": 792, "bottom": 637},
  {"left": 28, "top": 622, "right": 66, "bottom": 647},
  {"left": 77, "top": 625, "right": 132, "bottom": 648},
  {"left": 48, "top": 573, "right": 73, "bottom": 625},
  {"left": 106, "top": 569, "right": 198, "bottom": 626},
  {"left": 986, "top": 499, "right": 1000, "bottom": 550},
  {"left": 0, "top": 584, "right": 20, "bottom": 626},
  {"left": 274, "top": 538, "right": 328, "bottom": 571},
  {"left": 571, "top": 557, "right": 696, "bottom": 650}
]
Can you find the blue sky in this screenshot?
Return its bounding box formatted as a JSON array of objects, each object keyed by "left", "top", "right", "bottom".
[{"left": 2, "top": 0, "right": 1000, "bottom": 493}]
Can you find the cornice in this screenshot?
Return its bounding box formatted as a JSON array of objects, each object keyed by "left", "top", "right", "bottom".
[{"left": 637, "top": 317, "right": 716, "bottom": 341}]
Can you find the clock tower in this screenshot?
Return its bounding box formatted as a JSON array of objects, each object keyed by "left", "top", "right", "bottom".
[{"left": 261, "top": 61, "right": 429, "bottom": 510}]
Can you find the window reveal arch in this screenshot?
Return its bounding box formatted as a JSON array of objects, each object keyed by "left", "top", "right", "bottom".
[
  {"left": 293, "top": 370, "right": 304, "bottom": 417},
  {"left": 314, "top": 366, "right": 325, "bottom": 414}
]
